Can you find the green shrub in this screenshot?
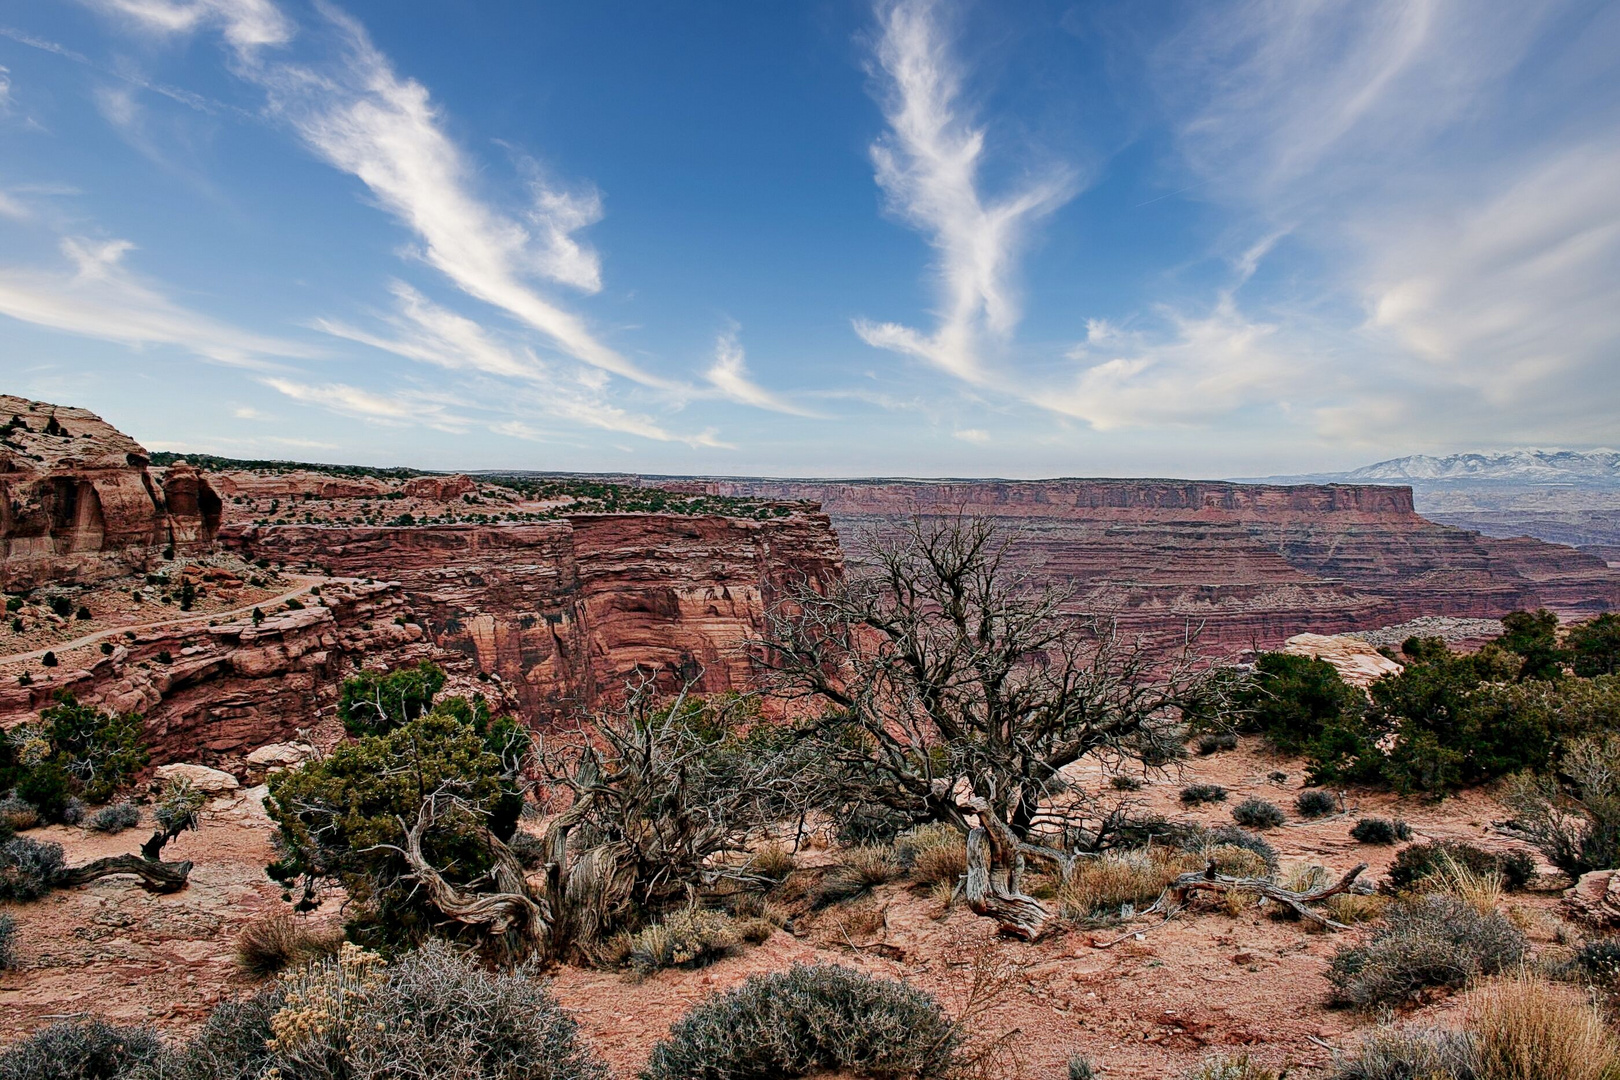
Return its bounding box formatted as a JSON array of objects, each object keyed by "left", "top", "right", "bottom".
[
  {"left": 1196, "top": 732, "right": 1238, "bottom": 755},
  {"left": 1327, "top": 1026, "right": 1480, "bottom": 1080},
  {"left": 89, "top": 802, "right": 140, "bottom": 834},
  {"left": 0, "top": 694, "right": 148, "bottom": 817},
  {"left": 172, "top": 988, "right": 282, "bottom": 1080},
  {"left": 1328, "top": 895, "right": 1526, "bottom": 1008},
  {"left": 337, "top": 660, "right": 448, "bottom": 736},
  {"left": 0, "top": 837, "right": 64, "bottom": 902},
  {"left": 0, "top": 1017, "right": 167, "bottom": 1080},
  {"left": 1568, "top": 939, "right": 1620, "bottom": 989},
  {"left": 1180, "top": 783, "right": 1227, "bottom": 806},
  {"left": 1568, "top": 614, "right": 1620, "bottom": 677},
  {"left": 1386, "top": 841, "right": 1530, "bottom": 894},
  {"left": 1176, "top": 825, "right": 1278, "bottom": 875},
  {"left": 1234, "top": 652, "right": 1359, "bottom": 754},
  {"left": 1068, "top": 1056, "right": 1096, "bottom": 1080},
  {"left": 0, "top": 913, "right": 15, "bottom": 970},
  {"left": 1349, "top": 817, "right": 1411, "bottom": 845},
  {"left": 266, "top": 693, "right": 527, "bottom": 950},
  {"left": 1108, "top": 774, "right": 1143, "bottom": 791},
  {"left": 1231, "top": 798, "right": 1285, "bottom": 829},
  {"left": 641, "top": 963, "right": 959, "bottom": 1080},
  {"left": 1295, "top": 789, "right": 1338, "bottom": 818},
  {"left": 343, "top": 940, "right": 609, "bottom": 1080}
]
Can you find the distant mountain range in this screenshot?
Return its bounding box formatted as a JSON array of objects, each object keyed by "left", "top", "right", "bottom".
[
  {"left": 1237, "top": 450, "right": 1620, "bottom": 556},
  {"left": 1248, "top": 449, "right": 1620, "bottom": 487}
]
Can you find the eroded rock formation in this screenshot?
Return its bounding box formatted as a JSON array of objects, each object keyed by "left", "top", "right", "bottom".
[
  {"left": 0, "top": 580, "right": 429, "bottom": 768},
  {"left": 223, "top": 511, "right": 842, "bottom": 719},
  {"left": 1, "top": 395, "right": 220, "bottom": 589},
  {"left": 654, "top": 477, "right": 1620, "bottom": 650}
]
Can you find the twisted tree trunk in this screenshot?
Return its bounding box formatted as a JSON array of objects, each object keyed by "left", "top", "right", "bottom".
[
  {"left": 963, "top": 797, "right": 1053, "bottom": 940},
  {"left": 54, "top": 854, "right": 192, "bottom": 893},
  {"left": 397, "top": 805, "right": 549, "bottom": 959}
]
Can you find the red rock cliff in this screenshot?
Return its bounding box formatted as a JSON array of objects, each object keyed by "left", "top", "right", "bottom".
[
  {"left": 221, "top": 510, "right": 842, "bottom": 718},
  {"left": 654, "top": 477, "right": 1620, "bottom": 650},
  {"left": 1, "top": 395, "right": 220, "bottom": 589}
]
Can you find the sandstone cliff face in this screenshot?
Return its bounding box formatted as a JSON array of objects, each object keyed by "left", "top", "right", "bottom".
[
  {"left": 1, "top": 396, "right": 220, "bottom": 589},
  {"left": 0, "top": 581, "right": 429, "bottom": 768},
  {"left": 658, "top": 478, "right": 1620, "bottom": 650},
  {"left": 222, "top": 511, "right": 842, "bottom": 718}
]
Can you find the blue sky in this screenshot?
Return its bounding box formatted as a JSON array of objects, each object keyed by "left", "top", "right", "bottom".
[{"left": 1, "top": 0, "right": 1617, "bottom": 478}]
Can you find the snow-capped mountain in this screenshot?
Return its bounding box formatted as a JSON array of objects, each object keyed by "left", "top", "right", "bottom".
[{"left": 1344, "top": 450, "right": 1620, "bottom": 486}]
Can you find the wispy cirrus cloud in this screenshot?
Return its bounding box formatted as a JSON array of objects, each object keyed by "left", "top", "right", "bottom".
[
  {"left": 0, "top": 236, "right": 316, "bottom": 365},
  {"left": 260, "top": 376, "right": 470, "bottom": 432},
  {"left": 703, "top": 330, "right": 821, "bottom": 417},
  {"left": 86, "top": 0, "right": 293, "bottom": 57},
  {"left": 315, "top": 282, "right": 725, "bottom": 446},
  {"left": 245, "top": 6, "right": 666, "bottom": 386},
  {"left": 854, "top": 0, "right": 1074, "bottom": 384}
]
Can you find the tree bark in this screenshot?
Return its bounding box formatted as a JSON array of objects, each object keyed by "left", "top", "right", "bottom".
[
  {"left": 1165, "top": 862, "right": 1369, "bottom": 930},
  {"left": 54, "top": 854, "right": 192, "bottom": 893},
  {"left": 398, "top": 807, "right": 549, "bottom": 958},
  {"left": 963, "top": 797, "right": 1053, "bottom": 940}
]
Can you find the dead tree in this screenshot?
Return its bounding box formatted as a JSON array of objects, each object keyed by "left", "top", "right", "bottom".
[
  {"left": 758, "top": 515, "right": 1226, "bottom": 936},
  {"left": 534, "top": 675, "right": 814, "bottom": 960},
  {"left": 54, "top": 779, "right": 202, "bottom": 894},
  {"left": 1157, "top": 862, "right": 1371, "bottom": 930}
]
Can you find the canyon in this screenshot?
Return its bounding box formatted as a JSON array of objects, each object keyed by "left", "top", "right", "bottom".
[
  {"left": 9, "top": 396, "right": 1620, "bottom": 769},
  {"left": 647, "top": 476, "right": 1620, "bottom": 651}
]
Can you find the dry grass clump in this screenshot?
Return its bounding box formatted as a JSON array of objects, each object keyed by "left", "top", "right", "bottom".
[
  {"left": 748, "top": 841, "right": 797, "bottom": 882},
  {"left": 816, "top": 844, "right": 902, "bottom": 905},
  {"left": 1206, "top": 843, "right": 1271, "bottom": 878},
  {"left": 1327, "top": 1026, "right": 1480, "bottom": 1080},
  {"left": 1323, "top": 892, "right": 1390, "bottom": 925},
  {"left": 1429, "top": 850, "right": 1505, "bottom": 916},
  {"left": 233, "top": 914, "right": 343, "bottom": 977},
  {"left": 1058, "top": 849, "right": 1193, "bottom": 921},
  {"left": 0, "top": 1017, "right": 168, "bottom": 1079},
  {"left": 896, "top": 823, "right": 966, "bottom": 887},
  {"left": 626, "top": 908, "right": 742, "bottom": 976},
  {"left": 1328, "top": 895, "right": 1528, "bottom": 1009},
  {"left": 1468, "top": 973, "right": 1620, "bottom": 1080},
  {"left": 1179, "top": 1052, "right": 1279, "bottom": 1079}
]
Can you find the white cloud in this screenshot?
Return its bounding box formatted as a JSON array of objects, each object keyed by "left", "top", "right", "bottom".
[
  {"left": 0, "top": 237, "right": 317, "bottom": 366},
  {"left": 854, "top": 0, "right": 1074, "bottom": 384},
  {"left": 85, "top": 0, "right": 293, "bottom": 57},
  {"left": 703, "top": 330, "right": 820, "bottom": 417},
  {"left": 0, "top": 65, "right": 12, "bottom": 112},
  {"left": 1049, "top": 297, "right": 1301, "bottom": 430},
  {"left": 250, "top": 9, "right": 665, "bottom": 386},
  {"left": 316, "top": 283, "right": 725, "bottom": 446},
  {"left": 260, "top": 376, "right": 469, "bottom": 432},
  {"left": 952, "top": 428, "right": 989, "bottom": 444}
]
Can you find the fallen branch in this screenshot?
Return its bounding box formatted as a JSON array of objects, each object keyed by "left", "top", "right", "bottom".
[
  {"left": 53, "top": 854, "right": 193, "bottom": 893},
  {"left": 1160, "top": 862, "right": 1370, "bottom": 931}
]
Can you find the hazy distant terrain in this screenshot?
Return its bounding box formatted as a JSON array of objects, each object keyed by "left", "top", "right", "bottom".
[{"left": 1242, "top": 450, "right": 1620, "bottom": 558}]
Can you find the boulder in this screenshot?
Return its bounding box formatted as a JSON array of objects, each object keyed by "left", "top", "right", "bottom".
[
  {"left": 1564, "top": 869, "right": 1620, "bottom": 929},
  {"left": 154, "top": 762, "right": 241, "bottom": 796},
  {"left": 244, "top": 740, "right": 316, "bottom": 783},
  {"left": 1282, "top": 633, "right": 1403, "bottom": 689}
]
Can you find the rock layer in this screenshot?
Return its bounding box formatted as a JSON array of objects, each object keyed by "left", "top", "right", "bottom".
[
  {"left": 653, "top": 477, "right": 1620, "bottom": 650},
  {"left": 221, "top": 511, "right": 842, "bottom": 719},
  {"left": 0, "top": 580, "right": 428, "bottom": 768},
  {"left": 1, "top": 395, "right": 220, "bottom": 589}
]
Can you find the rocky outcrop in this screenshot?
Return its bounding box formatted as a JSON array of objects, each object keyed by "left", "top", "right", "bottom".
[
  {"left": 655, "top": 477, "right": 1620, "bottom": 650},
  {"left": 1, "top": 395, "right": 220, "bottom": 590},
  {"left": 401, "top": 473, "right": 477, "bottom": 501},
  {"left": 221, "top": 511, "right": 842, "bottom": 719},
  {"left": 0, "top": 580, "right": 431, "bottom": 769},
  {"left": 1564, "top": 869, "right": 1620, "bottom": 929},
  {"left": 1281, "top": 634, "right": 1403, "bottom": 688}
]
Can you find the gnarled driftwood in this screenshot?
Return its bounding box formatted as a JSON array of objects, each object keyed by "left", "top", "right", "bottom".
[
  {"left": 53, "top": 854, "right": 193, "bottom": 893},
  {"left": 964, "top": 797, "right": 1053, "bottom": 940},
  {"left": 1162, "top": 861, "right": 1370, "bottom": 930}
]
